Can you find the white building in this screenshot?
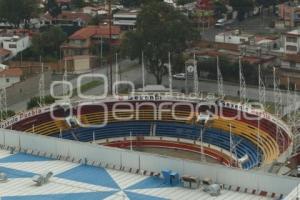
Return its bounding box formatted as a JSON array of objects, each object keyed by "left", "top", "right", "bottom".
[
  {"left": 0, "top": 68, "right": 23, "bottom": 88},
  {"left": 113, "top": 10, "right": 139, "bottom": 30},
  {"left": 284, "top": 29, "right": 300, "bottom": 54},
  {"left": 215, "top": 30, "right": 255, "bottom": 45},
  {"left": 0, "top": 35, "right": 31, "bottom": 57}
]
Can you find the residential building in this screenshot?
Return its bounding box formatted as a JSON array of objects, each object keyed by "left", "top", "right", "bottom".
[
  {"left": 0, "top": 68, "right": 23, "bottom": 88},
  {"left": 60, "top": 25, "right": 121, "bottom": 72},
  {"left": 278, "top": 1, "right": 300, "bottom": 27},
  {"left": 64, "top": 55, "right": 98, "bottom": 73},
  {"left": 41, "top": 11, "right": 92, "bottom": 27},
  {"left": 284, "top": 29, "right": 300, "bottom": 54},
  {"left": 215, "top": 30, "right": 255, "bottom": 45},
  {"left": 82, "top": 6, "right": 109, "bottom": 16},
  {"left": 113, "top": 9, "right": 139, "bottom": 30},
  {"left": 0, "top": 30, "right": 31, "bottom": 58}
]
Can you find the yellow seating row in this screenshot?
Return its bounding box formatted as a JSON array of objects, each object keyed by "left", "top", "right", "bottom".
[{"left": 211, "top": 118, "right": 279, "bottom": 164}]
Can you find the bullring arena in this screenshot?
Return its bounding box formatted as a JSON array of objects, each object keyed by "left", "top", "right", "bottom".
[
  {"left": 0, "top": 92, "right": 300, "bottom": 199},
  {"left": 3, "top": 93, "right": 292, "bottom": 169}
]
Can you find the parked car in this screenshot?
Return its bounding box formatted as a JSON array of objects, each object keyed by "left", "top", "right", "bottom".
[{"left": 173, "top": 73, "right": 186, "bottom": 80}]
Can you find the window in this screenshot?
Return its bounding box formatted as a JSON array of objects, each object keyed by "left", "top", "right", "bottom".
[
  {"left": 290, "top": 61, "right": 296, "bottom": 68},
  {"left": 286, "top": 45, "right": 297, "bottom": 51},
  {"left": 6, "top": 78, "right": 9, "bottom": 83},
  {"left": 8, "top": 44, "right": 16, "bottom": 48},
  {"left": 286, "top": 36, "right": 297, "bottom": 43}
]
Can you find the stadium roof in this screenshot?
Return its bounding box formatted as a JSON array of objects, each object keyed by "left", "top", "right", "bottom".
[{"left": 0, "top": 149, "right": 273, "bottom": 200}]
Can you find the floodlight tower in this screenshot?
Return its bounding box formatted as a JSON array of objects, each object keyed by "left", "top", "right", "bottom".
[
  {"left": 62, "top": 59, "right": 68, "bottom": 98},
  {"left": 258, "top": 64, "right": 266, "bottom": 106},
  {"left": 273, "top": 67, "right": 284, "bottom": 150},
  {"left": 0, "top": 76, "right": 7, "bottom": 121},
  {"left": 168, "top": 52, "right": 173, "bottom": 95},
  {"left": 239, "top": 56, "right": 247, "bottom": 103},
  {"left": 193, "top": 53, "right": 198, "bottom": 94},
  {"left": 216, "top": 56, "right": 224, "bottom": 98},
  {"left": 39, "top": 62, "right": 45, "bottom": 106}
]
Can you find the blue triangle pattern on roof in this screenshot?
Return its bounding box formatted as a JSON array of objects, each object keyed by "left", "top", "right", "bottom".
[
  {"left": 125, "top": 191, "right": 168, "bottom": 200},
  {"left": 56, "top": 165, "right": 120, "bottom": 189},
  {"left": 0, "top": 153, "right": 50, "bottom": 163},
  {"left": 2, "top": 191, "right": 116, "bottom": 200},
  {"left": 0, "top": 166, "right": 36, "bottom": 178}
]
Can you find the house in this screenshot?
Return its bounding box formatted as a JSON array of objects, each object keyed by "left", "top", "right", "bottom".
[
  {"left": 215, "top": 30, "right": 255, "bottom": 45},
  {"left": 82, "top": 6, "right": 109, "bottom": 16},
  {"left": 60, "top": 25, "right": 121, "bottom": 72},
  {"left": 0, "top": 68, "right": 23, "bottom": 88},
  {"left": 42, "top": 11, "right": 92, "bottom": 27},
  {"left": 278, "top": 1, "right": 300, "bottom": 27},
  {"left": 284, "top": 29, "right": 300, "bottom": 54},
  {"left": 113, "top": 9, "right": 139, "bottom": 30},
  {"left": 64, "top": 55, "right": 98, "bottom": 73},
  {"left": 0, "top": 30, "right": 31, "bottom": 58},
  {"left": 0, "top": 49, "right": 12, "bottom": 63}
]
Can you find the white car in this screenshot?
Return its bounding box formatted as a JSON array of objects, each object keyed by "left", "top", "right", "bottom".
[{"left": 173, "top": 73, "right": 186, "bottom": 80}]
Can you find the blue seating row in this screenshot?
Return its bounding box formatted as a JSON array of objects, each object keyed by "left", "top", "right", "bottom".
[{"left": 51, "top": 121, "right": 261, "bottom": 169}]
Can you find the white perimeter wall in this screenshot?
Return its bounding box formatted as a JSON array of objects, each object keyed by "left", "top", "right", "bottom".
[{"left": 0, "top": 128, "right": 298, "bottom": 197}]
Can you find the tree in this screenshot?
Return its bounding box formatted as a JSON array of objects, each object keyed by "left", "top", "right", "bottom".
[
  {"left": 214, "top": 0, "right": 227, "bottom": 19},
  {"left": 0, "top": 0, "right": 39, "bottom": 28},
  {"left": 27, "top": 95, "right": 56, "bottom": 109},
  {"left": 229, "top": 0, "right": 254, "bottom": 21},
  {"left": 31, "top": 26, "right": 67, "bottom": 59},
  {"left": 120, "top": 0, "right": 144, "bottom": 7},
  {"left": 122, "top": 1, "right": 198, "bottom": 84},
  {"left": 45, "top": 0, "right": 62, "bottom": 18},
  {"left": 71, "top": 0, "right": 85, "bottom": 9}
]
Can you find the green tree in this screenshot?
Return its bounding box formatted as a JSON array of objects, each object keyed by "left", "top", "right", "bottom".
[
  {"left": 46, "top": 0, "right": 62, "bottom": 18},
  {"left": 121, "top": 0, "right": 144, "bottom": 7},
  {"left": 229, "top": 0, "right": 254, "bottom": 21},
  {"left": 122, "top": 1, "right": 198, "bottom": 84},
  {"left": 214, "top": 0, "right": 227, "bottom": 18},
  {"left": 0, "top": 0, "right": 39, "bottom": 28},
  {"left": 27, "top": 95, "right": 56, "bottom": 109},
  {"left": 31, "top": 26, "right": 67, "bottom": 59},
  {"left": 71, "top": 0, "right": 85, "bottom": 9}
]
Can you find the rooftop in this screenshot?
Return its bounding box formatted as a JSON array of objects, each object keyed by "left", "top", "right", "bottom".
[
  {"left": 43, "top": 11, "right": 92, "bottom": 22},
  {"left": 0, "top": 149, "right": 273, "bottom": 200},
  {"left": 286, "top": 29, "right": 300, "bottom": 36},
  {"left": 0, "top": 68, "right": 23, "bottom": 77},
  {"left": 0, "top": 48, "right": 11, "bottom": 57},
  {"left": 69, "top": 25, "right": 121, "bottom": 40}
]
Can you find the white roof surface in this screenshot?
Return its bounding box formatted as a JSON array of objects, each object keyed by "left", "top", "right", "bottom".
[{"left": 0, "top": 149, "right": 272, "bottom": 200}]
